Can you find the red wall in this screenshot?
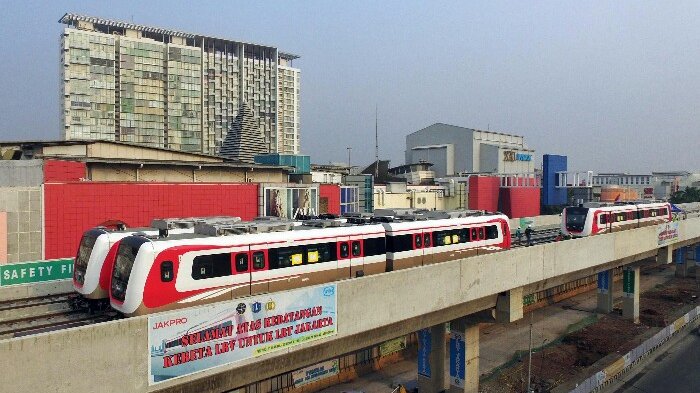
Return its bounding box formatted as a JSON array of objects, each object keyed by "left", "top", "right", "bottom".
[
  {"left": 44, "top": 182, "right": 259, "bottom": 259},
  {"left": 44, "top": 160, "right": 86, "bottom": 182},
  {"left": 319, "top": 184, "right": 340, "bottom": 215},
  {"left": 499, "top": 187, "right": 541, "bottom": 218},
  {"left": 468, "top": 177, "right": 500, "bottom": 212}
]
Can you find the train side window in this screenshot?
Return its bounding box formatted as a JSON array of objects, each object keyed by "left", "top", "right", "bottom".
[
  {"left": 423, "top": 233, "right": 432, "bottom": 247},
  {"left": 414, "top": 234, "right": 422, "bottom": 249},
  {"left": 478, "top": 227, "right": 485, "bottom": 240},
  {"left": 160, "top": 261, "right": 173, "bottom": 282},
  {"left": 486, "top": 225, "right": 499, "bottom": 240},
  {"left": 352, "top": 241, "right": 362, "bottom": 257},
  {"left": 340, "top": 243, "right": 349, "bottom": 258},
  {"left": 452, "top": 232, "right": 460, "bottom": 244},
  {"left": 307, "top": 243, "right": 333, "bottom": 263},
  {"left": 386, "top": 235, "right": 413, "bottom": 252},
  {"left": 436, "top": 231, "right": 451, "bottom": 245},
  {"left": 600, "top": 214, "right": 607, "bottom": 224},
  {"left": 192, "top": 253, "right": 231, "bottom": 280},
  {"left": 471, "top": 228, "right": 478, "bottom": 241},
  {"left": 460, "top": 229, "right": 470, "bottom": 242},
  {"left": 364, "top": 237, "right": 386, "bottom": 256},
  {"left": 651, "top": 210, "right": 657, "bottom": 217},
  {"left": 660, "top": 208, "right": 668, "bottom": 216},
  {"left": 269, "top": 246, "right": 303, "bottom": 269},
  {"left": 235, "top": 253, "right": 248, "bottom": 273},
  {"left": 252, "top": 252, "right": 265, "bottom": 270}
]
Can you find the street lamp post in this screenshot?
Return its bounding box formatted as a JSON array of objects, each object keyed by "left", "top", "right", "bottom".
[{"left": 527, "top": 311, "right": 533, "bottom": 393}]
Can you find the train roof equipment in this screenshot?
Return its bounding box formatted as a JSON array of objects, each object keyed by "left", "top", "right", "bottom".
[{"left": 151, "top": 216, "right": 241, "bottom": 237}]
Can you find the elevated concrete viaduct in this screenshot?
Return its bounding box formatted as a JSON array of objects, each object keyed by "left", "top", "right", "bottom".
[{"left": 2, "top": 218, "right": 700, "bottom": 393}]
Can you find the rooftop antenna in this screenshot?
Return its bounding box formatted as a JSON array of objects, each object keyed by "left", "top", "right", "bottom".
[{"left": 375, "top": 105, "right": 379, "bottom": 179}]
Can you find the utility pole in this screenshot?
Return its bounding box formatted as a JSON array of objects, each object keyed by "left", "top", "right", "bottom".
[
  {"left": 346, "top": 147, "right": 352, "bottom": 174},
  {"left": 375, "top": 105, "right": 379, "bottom": 179}
]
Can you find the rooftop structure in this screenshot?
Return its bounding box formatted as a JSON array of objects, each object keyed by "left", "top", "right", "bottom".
[{"left": 405, "top": 123, "right": 535, "bottom": 177}]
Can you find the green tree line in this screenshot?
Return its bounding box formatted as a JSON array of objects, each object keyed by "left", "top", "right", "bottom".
[{"left": 670, "top": 187, "right": 700, "bottom": 203}]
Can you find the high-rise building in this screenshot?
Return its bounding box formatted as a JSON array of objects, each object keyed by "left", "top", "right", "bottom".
[{"left": 59, "top": 13, "right": 300, "bottom": 157}]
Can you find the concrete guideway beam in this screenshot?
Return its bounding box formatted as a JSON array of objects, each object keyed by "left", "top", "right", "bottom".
[{"left": 3, "top": 218, "right": 700, "bottom": 393}]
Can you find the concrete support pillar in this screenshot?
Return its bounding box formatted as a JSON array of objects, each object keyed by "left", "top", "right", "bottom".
[
  {"left": 596, "top": 269, "right": 615, "bottom": 313},
  {"left": 495, "top": 286, "right": 524, "bottom": 323},
  {"left": 657, "top": 246, "right": 673, "bottom": 265},
  {"left": 675, "top": 247, "right": 690, "bottom": 278},
  {"left": 448, "top": 317, "right": 480, "bottom": 393},
  {"left": 622, "top": 266, "right": 640, "bottom": 323},
  {"left": 417, "top": 324, "right": 447, "bottom": 393}
]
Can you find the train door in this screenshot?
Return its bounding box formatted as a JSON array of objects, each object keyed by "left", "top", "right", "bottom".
[
  {"left": 412, "top": 232, "right": 425, "bottom": 267},
  {"left": 422, "top": 231, "right": 435, "bottom": 265},
  {"left": 230, "top": 246, "right": 255, "bottom": 299},
  {"left": 337, "top": 237, "right": 352, "bottom": 279},
  {"left": 472, "top": 226, "right": 487, "bottom": 254},
  {"left": 349, "top": 238, "right": 364, "bottom": 277},
  {"left": 248, "top": 248, "right": 269, "bottom": 295}
]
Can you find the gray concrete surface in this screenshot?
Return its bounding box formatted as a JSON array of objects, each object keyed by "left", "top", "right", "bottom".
[
  {"left": 0, "top": 219, "right": 699, "bottom": 393},
  {"left": 0, "top": 279, "right": 73, "bottom": 301}
]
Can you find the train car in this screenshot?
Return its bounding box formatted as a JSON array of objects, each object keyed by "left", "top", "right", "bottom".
[
  {"left": 377, "top": 210, "right": 511, "bottom": 270},
  {"left": 561, "top": 202, "right": 671, "bottom": 237},
  {"left": 72, "top": 216, "right": 239, "bottom": 309},
  {"left": 110, "top": 210, "right": 510, "bottom": 316},
  {"left": 110, "top": 220, "right": 386, "bottom": 316}
]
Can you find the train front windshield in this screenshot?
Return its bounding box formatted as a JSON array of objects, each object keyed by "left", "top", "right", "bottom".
[
  {"left": 565, "top": 207, "right": 588, "bottom": 231},
  {"left": 111, "top": 236, "right": 148, "bottom": 301},
  {"left": 74, "top": 229, "right": 107, "bottom": 284}
]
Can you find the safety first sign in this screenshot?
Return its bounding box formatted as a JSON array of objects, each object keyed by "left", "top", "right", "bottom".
[{"left": 0, "top": 258, "right": 73, "bottom": 286}]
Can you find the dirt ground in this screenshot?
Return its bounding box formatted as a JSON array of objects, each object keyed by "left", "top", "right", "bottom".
[{"left": 480, "top": 273, "right": 700, "bottom": 393}]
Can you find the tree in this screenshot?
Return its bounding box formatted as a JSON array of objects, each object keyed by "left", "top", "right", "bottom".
[{"left": 670, "top": 187, "right": 700, "bottom": 203}]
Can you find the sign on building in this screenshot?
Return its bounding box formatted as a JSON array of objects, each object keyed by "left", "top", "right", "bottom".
[
  {"left": 292, "top": 359, "right": 340, "bottom": 387},
  {"left": 0, "top": 258, "right": 74, "bottom": 287},
  {"left": 148, "top": 284, "right": 337, "bottom": 384},
  {"left": 380, "top": 337, "right": 407, "bottom": 356},
  {"left": 263, "top": 186, "right": 318, "bottom": 219}
]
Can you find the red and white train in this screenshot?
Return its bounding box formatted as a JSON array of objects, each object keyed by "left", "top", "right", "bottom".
[
  {"left": 561, "top": 201, "right": 671, "bottom": 237},
  {"left": 72, "top": 216, "right": 239, "bottom": 309},
  {"left": 109, "top": 210, "right": 511, "bottom": 316}
]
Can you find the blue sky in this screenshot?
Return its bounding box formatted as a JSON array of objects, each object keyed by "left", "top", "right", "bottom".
[{"left": 1, "top": 1, "right": 698, "bottom": 173}]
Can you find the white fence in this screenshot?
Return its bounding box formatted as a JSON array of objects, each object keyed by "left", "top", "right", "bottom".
[{"left": 569, "top": 306, "right": 700, "bottom": 393}]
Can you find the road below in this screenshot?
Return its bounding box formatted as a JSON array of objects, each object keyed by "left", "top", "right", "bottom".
[{"left": 617, "top": 329, "right": 700, "bottom": 393}]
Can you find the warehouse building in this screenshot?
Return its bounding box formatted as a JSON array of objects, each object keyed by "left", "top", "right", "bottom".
[{"left": 405, "top": 123, "right": 535, "bottom": 177}]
